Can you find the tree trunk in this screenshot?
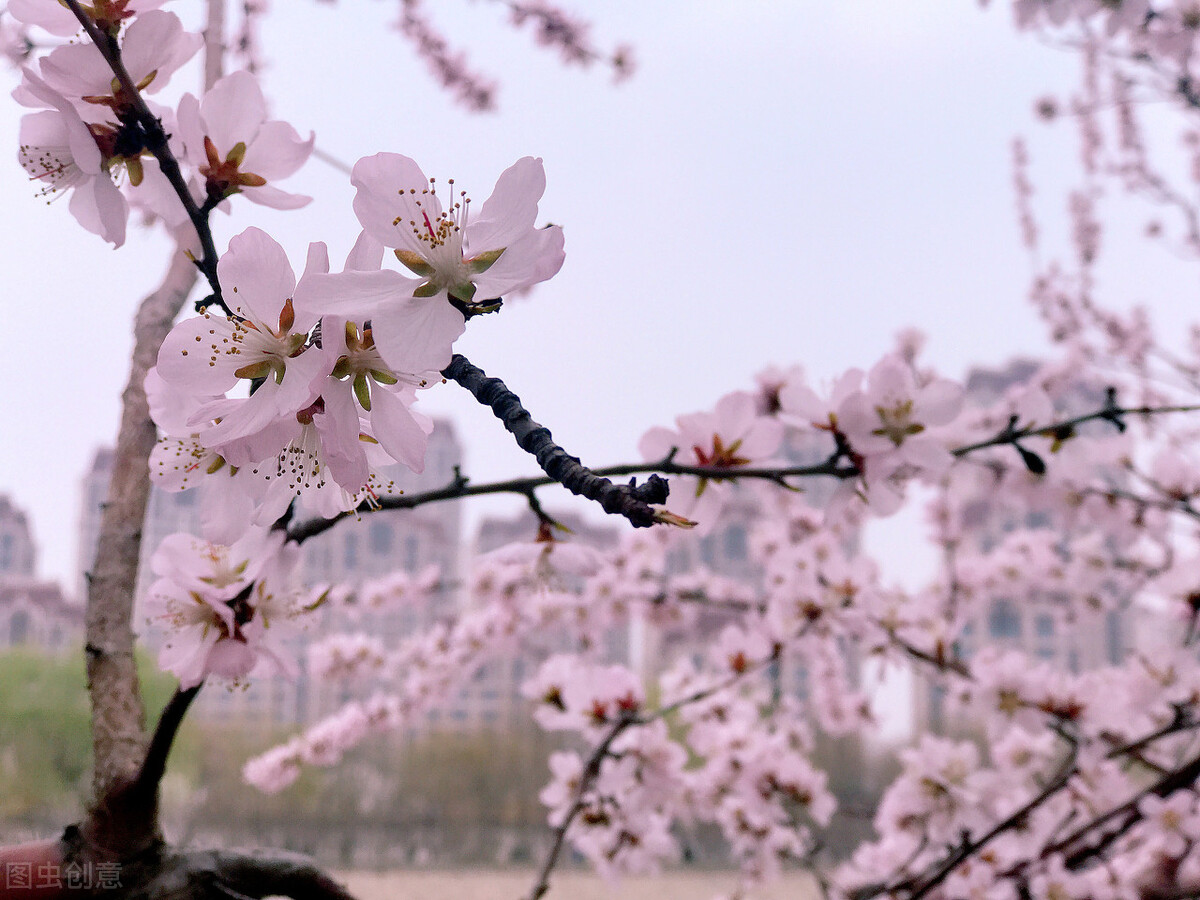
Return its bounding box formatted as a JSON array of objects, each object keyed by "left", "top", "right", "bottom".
[{"left": 84, "top": 249, "right": 196, "bottom": 802}]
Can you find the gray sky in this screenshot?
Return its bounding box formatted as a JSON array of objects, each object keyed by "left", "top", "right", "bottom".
[{"left": 2, "top": 1, "right": 1172, "bottom": 588}]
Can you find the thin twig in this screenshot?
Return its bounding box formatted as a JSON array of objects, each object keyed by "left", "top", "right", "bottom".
[{"left": 525, "top": 713, "right": 635, "bottom": 900}]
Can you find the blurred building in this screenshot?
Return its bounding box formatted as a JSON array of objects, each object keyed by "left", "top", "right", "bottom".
[
  {"left": 77, "top": 447, "right": 204, "bottom": 608},
  {"left": 0, "top": 493, "right": 81, "bottom": 653},
  {"left": 0, "top": 494, "right": 37, "bottom": 577},
  {"left": 0, "top": 578, "right": 83, "bottom": 653}
]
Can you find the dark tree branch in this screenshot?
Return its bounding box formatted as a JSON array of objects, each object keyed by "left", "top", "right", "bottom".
[
  {"left": 442, "top": 353, "right": 673, "bottom": 527},
  {"left": 61, "top": 0, "right": 225, "bottom": 307},
  {"left": 64, "top": 845, "right": 359, "bottom": 900},
  {"left": 1047, "top": 750, "right": 1200, "bottom": 872},
  {"left": 80, "top": 685, "right": 203, "bottom": 863},
  {"left": 902, "top": 732, "right": 1080, "bottom": 900},
  {"left": 139, "top": 685, "right": 202, "bottom": 793}
]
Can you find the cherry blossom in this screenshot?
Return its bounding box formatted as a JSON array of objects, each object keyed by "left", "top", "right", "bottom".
[
  {"left": 176, "top": 69, "right": 314, "bottom": 209},
  {"left": 144, "top": 528, "right": 303, "bottom": 688},
  {"left": 353, "top": 152, "right": 565, "bottom": 306},
  {"left": 835, "top": 355, "right": 963, "bottom": 514},
  {"left": 155, "top": 227, "right": 326, "bottom": 455},
  {"left": 332, "top": 152, "right": 565, "bottom": 371},
  {"left": 303, "top": 316, "right": 434, "bottom": 477},
  {"left": 7, "top": 0, "right": 172, "bottom": 37},
  {"left": 639, "top": 390, "right": 783, "bottom": 528},
  {"left": 16, "top": 70, "right": 129, "bottom": 245},
  {"left": 32, "top": 10, "right": 200, "bottom": 109}
]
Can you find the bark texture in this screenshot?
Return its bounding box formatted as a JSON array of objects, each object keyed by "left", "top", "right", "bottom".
[{"left": 84, "top": 250, "right": 196, "bottom": 801}]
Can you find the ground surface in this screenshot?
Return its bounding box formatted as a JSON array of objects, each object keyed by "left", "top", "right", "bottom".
[{"left": 340, "top": 869, "right": 818, "bottom": 900}]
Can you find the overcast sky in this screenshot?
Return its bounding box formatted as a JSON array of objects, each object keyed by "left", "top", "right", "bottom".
[{"left": 2, "top": 1, "right": 1185, "bottom": 589}]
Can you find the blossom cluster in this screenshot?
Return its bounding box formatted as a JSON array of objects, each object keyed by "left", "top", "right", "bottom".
[
  {"left": 146, "top": 151, "right": 564, "bottom": 537},
  {"left": 234, "top": 325, "right": 1200, "bottom": 897},
  {"left": 994, "top": 0, "right": 1200, "bottom": 70},
  {"left": 11, "top": 5, "right": 310, "bottom": 245},
  {"left": 143, "top": 528, "right": 304, "bottom": 688}
]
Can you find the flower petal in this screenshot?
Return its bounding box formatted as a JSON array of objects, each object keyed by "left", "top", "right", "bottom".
[
  {"left": 351, "top": 151, "right": 440, "bottom": 254},
  {"left": 218, "top": 227, "right": 297, "bottom": 325}
]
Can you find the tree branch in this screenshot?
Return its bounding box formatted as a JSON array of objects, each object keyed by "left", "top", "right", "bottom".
[
  {"left": 442, "top": 354, "right": 676, "bottom": 527},
  {"left": 288, "top": 400, "right": 1198, "bottom": 544}
]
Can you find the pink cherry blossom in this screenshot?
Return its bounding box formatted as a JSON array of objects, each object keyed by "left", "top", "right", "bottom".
[
  {"left": 177, "top": 70, "right": 314, "bottom": 209},
  {"left": 7, "top": 0, "right": 171, "bottom": 37},
  {"left": 324, "top": 152, "right": 564, "bottom": 371},
  {"left": 34, "top": 11, "right": 200, "bottom": 109},
  {"left": 304, "top": 316, "right": 434, "bottom": 477},
  {"left": 833, "top": 355, "right": 964, "bottom": 514},
  {"left": 155, "top": 227, "right": 326, "bottom": 455},
  {"left": 144, "top": 528, "right": 303, "bottom": 688},
  {"left": 241, "top": 738, "right": 305, "bottom": 794},
  {"left": 639, "top": 390, "right": 783, "bottom": 529},
  {"left": 352, "top": 152, "right": 565, "bottom": 305},
  {"left": 16, "top": 70, "right": 128, "bottom": 245},
  {"left": 1136, "top": 792, "right": 1200, "bottom": 859}
]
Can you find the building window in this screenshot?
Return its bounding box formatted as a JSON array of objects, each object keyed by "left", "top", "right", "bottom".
[
  {"left": 927, "top": 683, "right": 946, "bottom": 734},
  {"left": 405, "top": 535, "right": 419, "bottom": 570},
  {"left": 723, "top": 525, "right": 747, "bottom": 561},
  {"left": 1034, "top": 614, "right": 1054, "bottom": 638},
  {"left": 665, "top": 547, "right": 691, "bottom": 574},
  {"left": 988, "top": 599, "right": 1022, "bottom": 641},
  {"left": 0, "top": 534, "right": 12, "bottom": 571},
  {"left": 791, "top": 665, "right": 809, "bottom": 701},
  {"left": 344, "top": 533, "right": 358, "bottom": 569},
  {"left": 370, "top": 522, "right": 392, "bottom": 556}
]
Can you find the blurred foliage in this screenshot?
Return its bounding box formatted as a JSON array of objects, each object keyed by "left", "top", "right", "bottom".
[
  {"left": 0, "top": 648, "right": 899, "bottom": 866},
  {"left": 0, "top": 646, "right": 196, "bottom": 823},
  {"left": 190, "top": 726, "right": 561, "bottom": 830}
]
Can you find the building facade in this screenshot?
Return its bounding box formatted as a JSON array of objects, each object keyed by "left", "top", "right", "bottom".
[
  {"left": 0, "top": 494, "right": 81, "bottom": 653},
  {"left": 0, "top": 578, "right": 83, "bottom": 653},
  {"left": 0, "top": 494, "right": 37, "bottom": 578}
]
